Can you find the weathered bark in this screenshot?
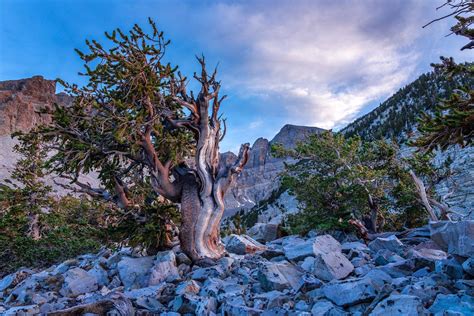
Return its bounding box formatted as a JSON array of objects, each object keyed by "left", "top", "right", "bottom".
[
  {"left": 27, "top": 213, "right": 41, "bottom": 241},
  {"left": 409, "top": 170, "right": 439, "bottom": 221},
  {"left": 48, "top": 293, "right": 134, "bottom": 316},
  {"left": 367, "top": 195, "right": 379, "bottom": 233},
  {"left": 165, "top": 57, "right": 250, "bottom": 261},
  {"left": 178, "top": 142, "right": 249, "bottom": 261}
]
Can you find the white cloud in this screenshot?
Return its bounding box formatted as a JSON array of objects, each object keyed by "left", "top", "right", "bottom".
[
  {"left": 168, "top": 0, "right": 432, "bottom": 130},
  {"left": 206, "top": 1, "right": 426, "bottom": 128},
  {"left": 249, "top": 119, "right": 263, "bottom": 129}
]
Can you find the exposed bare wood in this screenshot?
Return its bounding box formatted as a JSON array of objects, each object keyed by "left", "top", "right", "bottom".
[
  {"left": 348, "top": 219, "right": 370, "bottom": 241},
  {"left": 48, "top": 293, "right": 134, "bottom": 316},
  {"left": 166, "top": 56, "right": 250, "bottom": 261},
  {"left": 409, "top": 170, "right": 439, "bottom": 221},
  {"left": 27, "top": 213, "right": 41, "bottom": 241}
]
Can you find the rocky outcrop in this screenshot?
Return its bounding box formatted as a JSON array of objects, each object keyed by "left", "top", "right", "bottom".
[
  {"left": 223, "top": 124, "right": 325, "bottom": 216},
  {"left": 0, "top": 77, "right": 95, "bottom": 191},
  {"left": 430, "top": 221, "right": 474, "bottom": 258},
  {"left": 0, "top": 76, "right": 63, "bottom": 136},
  {"left": 270, "top": 124, "right": 325, "bottom": 150},
  {"left": 1, "top": 222, "right": 473, "bottom": 315},
  {"left": 0, "top": 76, "right": 72, "bottom": 183}
]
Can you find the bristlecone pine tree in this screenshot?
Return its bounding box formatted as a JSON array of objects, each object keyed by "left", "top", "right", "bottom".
[
  {"left": 414, "top": 0, "right": 474, "bottom": 152},
  {"left": 31, "top": 19, "right": 249, "bottom": 261}
]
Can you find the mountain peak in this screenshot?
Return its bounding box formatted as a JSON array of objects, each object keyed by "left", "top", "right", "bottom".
[{"left": 270, "top": 124, "right": 326, "bottom": 149}]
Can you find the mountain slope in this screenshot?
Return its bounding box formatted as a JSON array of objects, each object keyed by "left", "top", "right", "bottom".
[
  {"left": 342, "top": 69, "right": 473, "bottom": 142},
  {"left": 341, "top": 68, "right": 474, "bottom": 216}
]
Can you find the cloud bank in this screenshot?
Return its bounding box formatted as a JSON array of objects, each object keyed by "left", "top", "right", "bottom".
[{"left": 162, "top": 0, "right": 434, "bottom": 132}]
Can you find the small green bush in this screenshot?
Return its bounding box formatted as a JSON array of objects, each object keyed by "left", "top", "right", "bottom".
[{"left": 0, "top": 193, "right": 105, "bottom": 277}]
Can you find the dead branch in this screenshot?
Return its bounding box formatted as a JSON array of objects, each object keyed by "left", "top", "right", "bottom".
[{"left": 409, "top": 170, "right": 439, "bottom": 221}]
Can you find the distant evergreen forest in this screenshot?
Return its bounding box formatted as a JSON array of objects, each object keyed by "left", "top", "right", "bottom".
[{"left": 342, "top": 67, "right": 474, "bottom": 142}]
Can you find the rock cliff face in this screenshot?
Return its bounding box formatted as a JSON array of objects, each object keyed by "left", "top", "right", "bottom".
[
  {"left": 223, "top": 125, "right": 325, "bottom": 216},
  {"left": 0, "top": 76, "right": 58, "bottom": 136},
  {"left": 0, "top": 76, "right": 73, "bottom": 184}
]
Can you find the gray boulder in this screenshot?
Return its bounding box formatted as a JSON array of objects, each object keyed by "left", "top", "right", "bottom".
[
  {"left": 312, "top": 252, "right": 354, "bottom": 281},
  {"left": 176, "top": 280, "right": 201, "bottom": 295},
  {"left": 199, "top": 277, "right": 223, "bottom": 297},
  {"left": 429, "top": 293, "right": 474, "bottom": 315},
  {"left": 191, "top": 266, "right": 224, "bottom": 281},
  {"left": 363, "top": 270, "right": 392, "bottom": 289},
  {"left": 369, "top": 294, "right": 427, "bottom": 315},
  {"left": 254, "top": 290, "right": 290, "bottom": 309},
  {"left": 322, "top": 277, "right": 377, "bottom": 306},
  {"left": 4, "top": 305, "right": 40, "bottom": 316},
  {"left": 409, "top": 248, "right": 447, "bottom": 270},
  {"left": 0, "top": 273, "right": 15, "bottom": 292},
  {"left": 368, "top": 235, "right": 404, "bottom": 254},
  {"left": 60, "top": 267, "right": 98, "bottom": 297},
  {"left": 226, "top": 234, "right": 267, "bottom": 255},
  {"left": 149, "top": 250, "right": 180, "bottom": 285},
  {"left": 430, "top": 220, "right": 474, "bottom": 257},
  {"left": 258, "top": 261, "right": 304, "bottom": 291},
  {"left": 313, "top": 235, "right": 343, "bottom": 254},
  {"left": 311, "top": 300, "right": 347, "bottom": 315},
  {"left": 378, "top": 260, "right": 416, "bottom": 278},
  {"left": 169, "top": 293, "right": 217, "bottom": 315},
  {"left": 401, "top": 281, "right": 451, "bottom": 306},
  {"left": 135, "top": 296, "right": 164, "bottom": 312},
  {"left": 123, "top": 284, "right": 167, "bottom": 299},
  {"left": 88, "top": 264, "right": 109, "bottom": 287},
  {"left": 283, "top": 238, "right": 316, "bottom": 261},
  {"left": 221, "top": 302, "right": 263, "bottom": 315},
  {"left": 462, "top": 257, "right": 474, "bottom": 276},
  {"left": 248, "top": 223, "right": 280, "bottom": 243},
  {"left": 117, "top": 256, "right": 154, "bottom": 290},
  {"left": 300, "top": 256, "right": 315, "bottom": 272},
  {"left": 176, "top": 252, "right": 192, "bottom": 266},
  {"left": 284, "top": 234, "right": 344, "bottom": 262},
  {"left": 435, "top": 258, "right": 465, "bottom": 279},
  {"left": 341, "top": 241, "right": 369, "bottom": 253}
]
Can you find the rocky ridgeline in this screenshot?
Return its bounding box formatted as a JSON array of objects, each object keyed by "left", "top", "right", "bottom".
[
  {"left": 1, "top": 220, "right": 473, "bottom": 315},
  {"left": 223, "top": 125, "right": 325, "bottom": 217}
]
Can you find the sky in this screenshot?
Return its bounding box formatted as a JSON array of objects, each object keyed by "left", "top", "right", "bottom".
[{"left": 0, "top": 0, "right": 471, "bottom": 152}]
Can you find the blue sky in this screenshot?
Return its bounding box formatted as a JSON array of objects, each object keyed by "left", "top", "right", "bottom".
[{"left": 0, "top": 0, "right": 471, "bottom": 152}]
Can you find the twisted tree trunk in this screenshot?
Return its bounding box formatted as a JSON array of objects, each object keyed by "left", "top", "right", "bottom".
[
  {"left": 166, "top": 57, "right": 250, "bottom": 261},
  {"left": 178, "top": 121, "right": 249, "bottom": 261}
]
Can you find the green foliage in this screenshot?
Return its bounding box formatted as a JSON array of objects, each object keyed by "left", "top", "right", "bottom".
[
  {"left": 34, "top": 18, "right": 192, "bottom": 195},
  {"left": 0, "top": 180, "right": 179, "bottom": 276},
  {"left": 0, "top": 192, "right": 105, "bottom": 277},
  {"left": 0, "top": 130, "right": 107, "bottom": 276},
  {"left": 412, "top": 59, "right": 474, "bottom": 152},
  {"left": 412, "top": 2, "right": 473, "bottom": 151},
  {"left": 109, "top": 202, "right": 180, "bottom": 253},
  {"left": 1, "top": 125, "right": 179, "bottom": 277},
  {"left": 274, "top": 132, "right": 444, "bottom": 235}
]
